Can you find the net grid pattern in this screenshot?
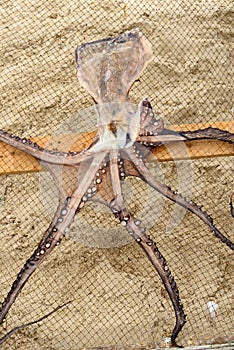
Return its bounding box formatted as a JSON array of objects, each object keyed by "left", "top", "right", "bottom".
[{"left": 0, "top": 1, "right": 233, "bottom": 349}]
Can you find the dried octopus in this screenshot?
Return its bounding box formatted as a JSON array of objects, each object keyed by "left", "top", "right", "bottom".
[{"left": 0, "top": 29, "right": 233, "bottom": 347}]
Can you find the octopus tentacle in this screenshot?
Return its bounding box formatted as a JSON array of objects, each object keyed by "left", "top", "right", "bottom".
[
  {"left": 0, "top": 152, "right": 107, "bottom": 325},
  {"left": 109, "top": 150, "right": 186, "bottom": 347},
  {"left": 0, "top": 205, "right": 67, "bottom": 324},
  {"left": 126, "top": 148, "right": 234, "bottom": 251},
  {"left": 126, "top": 217, "right": 186, "bottom": 347},
  {"left": 109, "top": 150, "right": 129, "bottom": 216},
  {"left": 0, "top": 301, "right": 72, "bottom": 345},
  {"left": 0, "top": 130, "right": 95, "bottom": 165},
  {"left": 137, "top": 126, "right": 234, "bottom": 145},
  {"left": 179, "top": 127, "right": 234, "bottom": 143}
]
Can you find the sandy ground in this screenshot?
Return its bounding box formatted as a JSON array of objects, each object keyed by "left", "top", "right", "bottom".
[{"left": 0, "top": 0, "right": 234, "bottom": 349}]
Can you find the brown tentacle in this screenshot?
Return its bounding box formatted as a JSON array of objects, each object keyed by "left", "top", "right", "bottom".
[
  {"left": 126, "top": 148, "right": 234, "bottom": 251},
  {"left": 0, "top": 301, "right": 73, "bottom": 345},
  {"left": 179, "top": 127, "right": 234, "bottom": 143},
  {"left": 0, "top": 152, "right": 107, "bottom": 324},
  {"left": 139, "top": 98, "right": 165, "bottom": 136},
  {"left": 109, "top": 150, "right": 185, "bottom": 347},
  {"left": 137, "top": 134, "right": 186, "bottom": 144},
  {"left": 0, "top": 130, "right": 94, "bottom": 165},
  {"left": 127, "top": 218, "right": 186, "bottom": 347},
  {"left": 137, "top": 126, "right": 234, "bottom": 145},
  {"left": 0, "top": 205, "right": 68, "bottom": 324},
  {"left": 109, "top": 207, "right": 186, "bottom": 346}
]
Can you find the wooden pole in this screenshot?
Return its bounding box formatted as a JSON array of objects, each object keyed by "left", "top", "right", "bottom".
[{"left": 0, "top": 122, "right": 233, "bottom": 175}]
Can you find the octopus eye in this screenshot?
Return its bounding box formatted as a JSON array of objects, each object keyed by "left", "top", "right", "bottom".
[{"left": 108, "top": 121, "right": 117, "bottom": 136}]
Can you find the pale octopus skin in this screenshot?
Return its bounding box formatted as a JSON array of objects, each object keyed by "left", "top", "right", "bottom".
[{"left": 0, "top": 29, "right": 233, "bottom": 347}]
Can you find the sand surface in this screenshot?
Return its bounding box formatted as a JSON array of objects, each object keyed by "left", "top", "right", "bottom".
[{"left": 0, "top": 0, "right": 233, "bottom": 349}]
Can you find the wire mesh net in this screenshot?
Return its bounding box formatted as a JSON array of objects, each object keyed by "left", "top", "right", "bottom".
[{"left": 0, "top": 1, "right": 233, "bottom": 349}]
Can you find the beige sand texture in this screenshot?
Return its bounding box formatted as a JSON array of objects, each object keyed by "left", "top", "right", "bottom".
[{"left": 0, "top": 0, "right": 233, "bottom": 349}]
